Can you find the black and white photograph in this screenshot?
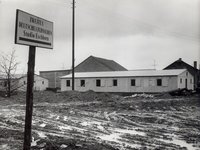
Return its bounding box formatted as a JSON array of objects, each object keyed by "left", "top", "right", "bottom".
[{"left": 0, "top": 0, "right": 200, "bottom": 149}]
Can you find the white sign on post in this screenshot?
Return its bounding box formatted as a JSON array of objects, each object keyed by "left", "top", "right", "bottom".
[{"left": 15, "top": 9, "right": 53, "bottom": 49}]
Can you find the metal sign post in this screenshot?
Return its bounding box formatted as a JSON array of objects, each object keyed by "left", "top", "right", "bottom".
[
  {"left": 23, "top": 46, "right": 36, "bottom": 150},
  {"left": 15, "top": 9, "right": 53, "bottom": 150}
]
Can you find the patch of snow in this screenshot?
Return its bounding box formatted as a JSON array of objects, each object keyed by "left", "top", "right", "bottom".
[
  {"left": 81, "top": 120, "right": 101, "bottom": 126},
  {"left": 59, "top": 125, "right": 72, "bottom": 130},
  {"left": 60, "top": 144, "right": 68, "bottom": 148},
  {"left": 97, "top": 132, "right": 141, "bottom": 149},
  {"left": 157, "top": 137, "right": 196, "bottom": 150},
  {"left": 98, "top": 132, "right": 120, "bottom": 142},
  {"left": 80, "top": 120, "right": 105, "bottom": 130},
  {"left": 97, "top": 124, "right": 104, "bottom": 130},
  {"left": 97, "top": 127, "right": 145, "bottom": 149},
  {"left": 124, "top": 93, "right": 154, "bottom": 99},
  {"left": 39, "top": 123, "right": 46, "bottom": 128},
  {"left": 0, "top": 144, "right": 10, "bottom": 149},
  {"left": 104, "top": 112, "right": 110, "bottom": 120},
  {"left": 172, "top": 139, "right": 195, "bottom": 150},
  {"left": 63, "top": 116, "right": 68, "bottom": 121},
  {"left": 31, "top": 137, "right": 40, "bottom": 146},
  {"left": 169, "top": 126, "right": 179, "bottom": 131},
  {"left": 48, "top": 114, "right": 56, "bottom": 119},
  {"left": 81, "top": 121, "right": 89, "bottom": 126},
  {"left": 37, "top": 131, "right": 47, "bottom": 138},
  {"left": 116, "top": 128, "right": 145, "bottom": 136},
  {"left": 32, "top": 120, "right": 36, "bottom": 125}
]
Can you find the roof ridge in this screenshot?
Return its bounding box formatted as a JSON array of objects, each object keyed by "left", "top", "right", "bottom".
[
  {"left": 92, "top": 56, "right": 112, "bottom": 61},
  {"left": 93, "top": 57, "right": 116, "bottom": 71},
  {"left": 60, "top": 69, "right": 186, "bottom": 79},
  {"left": 164, "top": 59, "right": 198, "bottom": 71}
]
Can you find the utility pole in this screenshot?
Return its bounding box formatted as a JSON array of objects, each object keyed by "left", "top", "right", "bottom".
[
  {"left": 153, "top": 59, "right": 157, "bottom": 70},
  {"left": 72, "top": 0, "right": 75, "bottom": 90}
]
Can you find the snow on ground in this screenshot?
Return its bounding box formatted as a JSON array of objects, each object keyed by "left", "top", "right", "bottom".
[{"left": 0, "top": 92, "right": 200, "bottom": 150}]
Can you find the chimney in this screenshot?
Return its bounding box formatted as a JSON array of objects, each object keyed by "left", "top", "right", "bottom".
[
  {"left": 194, "top": 61, "right": 197, "bottom": 69},
  {"left": 178, "top": 58, "right": 182, "bottom": 61}
]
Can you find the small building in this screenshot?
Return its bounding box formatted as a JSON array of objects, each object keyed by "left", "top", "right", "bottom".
[
  {"left": 40, "top": 70, "right": 71, "bottom": 89},
  {"left": 0, "top": 74, "right": 48, "bottom": 92},
  {"left": 164, "top": 58, "right": 199, "bottom": 89},
  {"left": 60, "top": 69, "right": 193, "bottom": 93},
  {"left": 40, "top": 55, "right": 127, "bottom": 89}
]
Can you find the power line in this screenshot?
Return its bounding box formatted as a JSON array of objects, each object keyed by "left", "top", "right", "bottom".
[{"left": 82, "top": 0, "right": 199, "bottom": 42}]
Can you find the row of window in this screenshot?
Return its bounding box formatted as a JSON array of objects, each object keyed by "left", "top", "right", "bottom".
[
  {"left": 0, "top": 80, "right": 45, "bottom": 87},
  {"left": 180, "top": 78, "right": 193, "bottom": 84},
  {"left": 0, "top": 80, "right": 16, "bottom": 87},
  {"left": 66, "top": 79, "right": 164, "bottom": 87},
  {"left": 23, "top": 81, "right": 45, "bottom": 85},
  {"left": 0, "top": 81, "right": 7, "bottom": 87}
]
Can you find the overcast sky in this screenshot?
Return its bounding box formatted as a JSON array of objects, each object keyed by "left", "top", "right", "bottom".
[{"left": 0, "top": 0, "right": 199, "bottom": 74}]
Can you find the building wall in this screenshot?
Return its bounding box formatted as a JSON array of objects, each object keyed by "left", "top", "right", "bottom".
[
  {"left": 0, "top": 75, "right": 48, "bottom": 92},
  {"left": 61, "top": 76, "right": 180, "bottom": 93},
  {"left": 0, "top": 79, "right": 20, "bottom": 92},
  {"left": 164, "top": 59, "right": 199, "bottom": 89},
  {"left": 0, "top": 79, "right": 8, "bottom": 91},
  {"left": 40, "top": 70, "right": 70, "bottom": 88},
  {"left": 17, "top": 75, "right": 48, "bottom": 91},
  {"left": 177, "top": 70, "right": 194, "bottom": 90}
]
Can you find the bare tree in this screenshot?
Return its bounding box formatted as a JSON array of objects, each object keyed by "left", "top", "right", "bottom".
[{"left": 0, "top": 50, "right": 20, "bottom": 97}]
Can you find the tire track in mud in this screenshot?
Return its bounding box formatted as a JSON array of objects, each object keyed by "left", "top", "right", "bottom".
[{"left": 1, "top": 96, "right": 200, "bottom": 150}]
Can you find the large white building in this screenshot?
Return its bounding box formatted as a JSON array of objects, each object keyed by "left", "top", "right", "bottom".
[{"left": 60, "top": 69, "right": 193, "bottom": 93}]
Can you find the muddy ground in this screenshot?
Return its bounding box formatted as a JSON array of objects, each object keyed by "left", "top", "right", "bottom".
[{"left": 0, "top": 91, "right": 200, "bottom": 150}]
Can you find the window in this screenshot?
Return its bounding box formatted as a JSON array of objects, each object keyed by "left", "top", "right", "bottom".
[
  {"left": 4, "top": 81, "right": 7, "bottom": 87},
  {"left": 113, "top": 79, "right": 118, "bottom": 86},
  {"left": 131, "top": 79, "right": 136, "bottom": 86},
  {"left": 66, "top": 80, "right": 70, "bottom": 87},
  {"left": 24, "top": 81, "right": 26, "bottom": 85},
  {"left": 157, "top": 79, "right": 162, "bottom": 86},
  {"left": 149, "top": 79, "right": 155, "bottom": 86},
  {"left": 80, "top": 80, "right": 85, "bottom": 87},
  {"left": 186, "top": 72, "right": 188, "bottom": 76},
  {"left": 190, "top": 79, "right": 192, "bottom": 84},
  {"left": 180, "top": 78, "right": 182, "bottom": 84},
  {"left": 96, "top": 79, "right": 101, "bottom": 87},
  {"left": 42, "top": 81, "right": 44, "bottom": 84}
]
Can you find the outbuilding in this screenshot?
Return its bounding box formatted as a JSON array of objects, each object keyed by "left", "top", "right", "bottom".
[
  {"left": 60, "top": 69, "right": 193, "bottom": 93},
  {"left": 0, "top": 74, "right": 48, "bottom": 92},
  {"left": 164, "top": 58, "right": 199, "bottom": 89}
]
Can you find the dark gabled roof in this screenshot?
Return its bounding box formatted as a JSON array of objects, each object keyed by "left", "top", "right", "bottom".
[
  {"left": 74, "top": 55, "right": 127, "bottom": 72},
  {"left": 94, "top": 56, "right": 127, "bottom": 71},
  {"left": 39, "top": 56, "right": 127, "bottom": 74},
  {"left": 163, "top": 58, "right": 198, "bottom": 76}
]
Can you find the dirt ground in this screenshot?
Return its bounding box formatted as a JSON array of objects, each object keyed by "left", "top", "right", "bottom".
[{"left": 0, "top": 91, "right": 200, "bottom": 150}]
